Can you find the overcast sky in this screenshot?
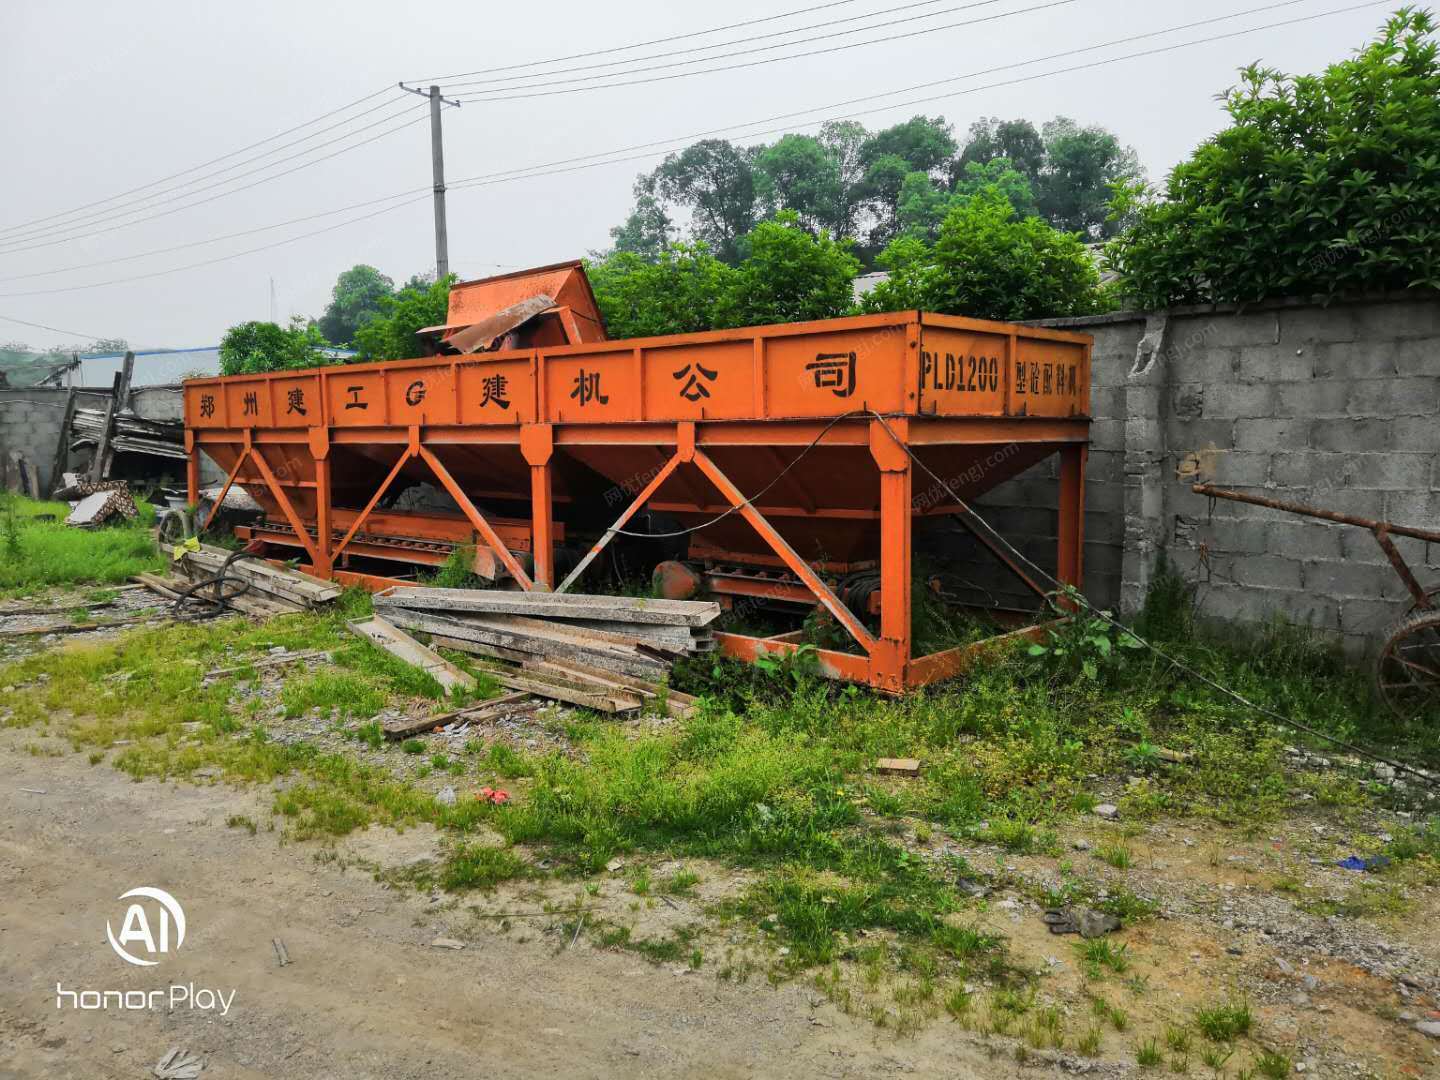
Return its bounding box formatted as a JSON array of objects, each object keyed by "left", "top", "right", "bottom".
[{"left": 0, "top": 0, "right": 1395, "bottom": 351}]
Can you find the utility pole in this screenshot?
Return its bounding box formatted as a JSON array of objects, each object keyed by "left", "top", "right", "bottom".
[
  {"left": 429, "top": 86, "right": 449, "bottom": 281},
  {"left": 400, "top": 82, "right": 460, "bottom": 281}
]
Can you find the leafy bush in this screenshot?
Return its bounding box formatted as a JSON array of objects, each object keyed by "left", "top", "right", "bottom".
[
  {"left": 353, "top": 275, "right": 452, "bottom": 360},
  {"left": 864, "top": 188, "right": 1106, "bottom": 321},
  {"left": 589, "top": 241, "right": 735, "bottom": 339},
  {"left": 218, "top": 318, "right": 329, "bottom": 376},
  {"left": 713, "top": 211, "right": 860, "bottom": 327},
  {"left": 1108, "top": 9, "right": 1440, "bottom": 306}
]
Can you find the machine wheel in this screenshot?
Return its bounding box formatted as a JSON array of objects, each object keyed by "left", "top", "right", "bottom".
[{"left": 1375, "top": 608, "right": 1440, "bottom": 720}]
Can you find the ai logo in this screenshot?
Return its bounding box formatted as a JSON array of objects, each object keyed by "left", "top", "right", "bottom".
[{"left": 106, "top": 887, "right": 187, "bottom": 967}]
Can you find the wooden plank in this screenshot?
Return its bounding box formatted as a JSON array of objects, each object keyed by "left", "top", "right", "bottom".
[
  {"left": 461, "top": 612, "right": 698, "bottom": 653},
  {"left": 430, "top": 634, "right": 531, "bottom": 664},
  {"left": 374, "top": 586, "right": 721, "bottom": 628},
  {"left": 491, "top": 671, "right": 641, "bottom": 713},
  {"left": 205, "top": 649, "right": 330, "bottom": 679},
  {"left": 0, "top": 615, "right": 158, "bottom": 637},
  {"left": 347, "top": 615, "right": 476, "bottom": 693},
  {"left": 382, "top": 607, "right": 669, "bottom": 682},
  {"left": 523, "top": 659, "right": 695, "bottom": 720},
  {"left": 876, "top": 758, "right": 921, "bottom": 776},
  {"left": 181, "top": 552, "right": 336, "bottom": 610},
  {"left": 47, "top": 386, "right": 78, "bottom": 497},
  {"left": 381, "top": 693, "right": 536, "bottom": 741}
]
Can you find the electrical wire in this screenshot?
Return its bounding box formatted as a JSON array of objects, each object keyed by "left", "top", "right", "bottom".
[
  {"left": 0, "top": 105, "right": 428, "bottom": 255},
  {"left": 0, "top": 86, "right": 396, "bottom": 240},
  {"left": 0, "top": 313, "right": 111, "bottom": 339},
  {"left": 0, "top": 0, "right": 1385, "bottom": 298},
  {"left": 437, "top": 0, "right": 985, "bottom": 91},
  {"left": 0, "top": 97, "right": 420, "bottom": 248},
  {"left": 405, "top": 0, "right": 870, "bottom": 84},
  {"left": 451, "top": 0, "right": 1078, "bottom": 102}
]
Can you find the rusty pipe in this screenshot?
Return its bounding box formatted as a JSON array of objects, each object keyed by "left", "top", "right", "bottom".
[{"left": 1192, "top": 484, "right": 1440, "bottom": 545}]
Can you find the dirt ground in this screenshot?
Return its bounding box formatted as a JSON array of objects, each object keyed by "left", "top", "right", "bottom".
[{"left": 0, "top": 739, "right": 1035, "bottom": 1080}]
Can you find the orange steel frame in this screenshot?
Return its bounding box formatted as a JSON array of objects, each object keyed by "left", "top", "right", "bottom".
[{"left": 185, "top": 312, "right": 1092, "bottom": 694}]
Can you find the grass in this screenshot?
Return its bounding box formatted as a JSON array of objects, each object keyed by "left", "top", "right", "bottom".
[
  {"left": 1194, "top": 1000, "right": 1254, "bottom": 1042},
  {"left": 0, "top": 558, "right": 1435, "bottom": 1042},
  {"left": 0, "top": 494, "right": 165, "bottom": 595}
]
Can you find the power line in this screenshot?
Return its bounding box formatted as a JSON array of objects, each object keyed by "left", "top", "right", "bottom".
[
  {"left": 0, "top": 86, "right": 396, "bottom": 240},
  {"left": 0, "top": 313, "right": 112, "bottom": 340},
  {"left": 0, "top": 110, "right": 429, "bottom": 258},
  {"left": 0, "top": 0, "right": 1385, "bottom": 298},
  {"left": 449, "top": 0, "right": 1078, "bottom": 102},
  {"left": 0, "top": 96, "right": 416, "bottom": 247},
  {"left": 405, "top": 0, "right": 870, "bottom": 84},
  {"left": 437, "top": 0, "right": 1386, "bottom": 187},
  {"left": 0, "top": 104, "right": 427, "bottom": 254},
  {"left": 436, "top": 0, "right": 956, "bottom": 90}
]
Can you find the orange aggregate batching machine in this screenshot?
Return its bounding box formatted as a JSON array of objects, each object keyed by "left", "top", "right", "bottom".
[{"left": 185, "top": 261, "right": 1092, "bottom": 693}]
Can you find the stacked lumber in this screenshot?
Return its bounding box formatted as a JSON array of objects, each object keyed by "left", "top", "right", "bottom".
[
  {"left": 373, "top": 586, "right": 714, "bottom": 716},
  {"left": 137, "top": 543, "right": 341, "bottom": 618},
  {"left": 71, "top": 408, "right": 187, "bottom": 461}
]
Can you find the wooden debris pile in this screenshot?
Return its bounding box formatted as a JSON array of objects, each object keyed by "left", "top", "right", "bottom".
[
  {"left": 71, "top": 407, "right": 187, "bottom": 461},
  {"left": 372, "top": 586, "right": 717, "bottom": 716},
  {"left": 135, "top": 543, "right": 341, "bottom": 618}
]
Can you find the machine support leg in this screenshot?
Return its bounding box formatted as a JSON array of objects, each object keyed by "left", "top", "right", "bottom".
[
  {"left": 521, "top": 424, "right": 555, "bottom": 591},
  {"left": 311, "top": 428, "right": 332, "bottom": 576},
  {"left": 185, "top": 432, "right": 199, "bottom": 510},
  {"left": 556, "top": 452, "right": 682, "bottom": 595},
  {"left": 693, "top": 449, "right": 877, "bottom": 654},
  {"left": 1057, "top": 444, "right": 1087, "bottom": 596},
  {"left": 871, "top": 420, "right": 913, "bottom": 691}
]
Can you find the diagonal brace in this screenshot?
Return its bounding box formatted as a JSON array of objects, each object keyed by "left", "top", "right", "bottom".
[
  {"left": 249, "top": 445, "right": 320, "bottom": 565},
  {"left": 418, "top": 445, "right": 534, "bottom": 590},
  {"left": 692, "top": 449, "right": 876, "bottom": 653},
  {"left": 555, "top": 452, "right": 683, "bottom": 595}
]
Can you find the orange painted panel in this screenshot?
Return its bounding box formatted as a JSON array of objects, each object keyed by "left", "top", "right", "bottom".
[
  {"left": 764, "top": 325, "right": 909, "bottom": 417},
  {"left": 186, "top": 383, "right": 226, "bottom": 428},
  {"left": 915, "top": 327, "right": 1010, "bottom": 416},
  {"left": 456, "top": 358, "right": 537, "bottom": 423},
  {"left": 544, "top": 351, "right": 638, "bottom": 423},
  {"left": 327, "top": 371, "right": 387, "bottom": 427},
  {"left": 640, "top": 340, "right": 752, "bottom": 420},
  {"left": 267, "top": 374, "right": 323, "bottom": 427},
  {"left": 384, "top": 364, "right": 458, "bottom": 426},
  {"left": 223, "top": 380, "right": 271, "bottom": 427},
  {"left": 1010, "top": 337, "right": 1089, "bottom": 417}
]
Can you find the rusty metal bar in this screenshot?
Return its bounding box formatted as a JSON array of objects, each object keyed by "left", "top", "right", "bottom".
[
  {"left": 555, "top": 452, "right": 683, "bottom": 595},
  {"left": 1193, "top": 484, "right": 1440, "bottom": 545},
  {"left": 1375, "top": 526, "right": 1432, "bottom": 609}
]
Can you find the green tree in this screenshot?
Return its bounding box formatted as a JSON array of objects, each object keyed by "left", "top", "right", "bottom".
[
  {"left": 715, "top": 212, "right": 860, "bottom": 328},
  {"left": 899, "top": 159, "right": 1039, "bottom": 242},
  {"left": 1036, "top": 118, "right": 1142, "bottom": 239},
  {"left": 753, "top": 133, "right": 844, "bottom": 235},
  {"left": 650, "top": 139, "right": 758, "bottom": 264},
  {"left": 317, "top": 264, "right": 394, "bottom": 346},
  {"left": 955, "top": 117, "right": 1047, "bottom": 181},
  {"left": 1109, "top": 9, "right": 1440, "bottom": 306},
  {"left": 819, "top": 120, "right": 870, "bottom": 239},
  {"left": 352, "top": 275, "right": 453, "bottom": 361},
  {"left": 863, "top": 189, "right": 1103, "bottom": 321},
  {"left": 218, "top": 318, "right": 329, "bottom": 375},
  {"left": 608, "top": 177, "right": 674, "bottom": 260},
  {"left": 857, "top": 116, "right": 958, "bottom": 251},
  {"left": 589, "top": 242, "right": 736, "bottom": 339}
]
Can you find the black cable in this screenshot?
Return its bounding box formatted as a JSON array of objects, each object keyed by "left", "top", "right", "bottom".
[
  {"left": 171, "top": 549, "right": 257, "bottom": 621},
  {"left": 0, "top": 105, "right": 427, "bottom": 255},
  {"left": 605, "top": 410, "right": 868, "bottom": 540},
  {"left": 404, "top": 0, "right": 869, "bottom": 84},
  {"left": 0, "top": 87, "right": 396, "bottom": 239},
  {"left": 452, "top": 0, "right": 1078, "bottom": 102},
  {"left": 0, "top": 97, "right": 418, "bottom": 247},
  {"left": 440, "top": 0, "right": 983, "bottom": 92},
  {"left": 862, "top": 409, "right": 1440, "bottom": 792},
  {"left": 0, "top": 1, "right": 1381, "bottom": 296},
  {"left": 0, "top": 312, "right": 111, "bottom": 339}
]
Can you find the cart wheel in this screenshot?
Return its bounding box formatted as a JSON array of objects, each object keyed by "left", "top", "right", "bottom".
[
  {"left": 1406, "top": 585, "right": 1440, "bottom": 617},
  {"left": 1375, "top": 608, "right": 1440, "bottom": 720}
]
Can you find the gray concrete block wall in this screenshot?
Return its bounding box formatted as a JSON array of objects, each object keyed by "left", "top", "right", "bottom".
[{"left": 1029, "top": 290, "right": 1440, "bottom": 654}]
